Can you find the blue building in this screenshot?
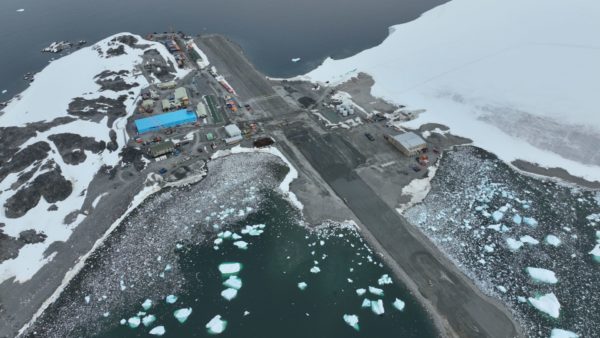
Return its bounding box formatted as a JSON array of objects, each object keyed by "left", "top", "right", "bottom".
[{"left": 134, "top": 109, "right": 197, "bottom": 134}]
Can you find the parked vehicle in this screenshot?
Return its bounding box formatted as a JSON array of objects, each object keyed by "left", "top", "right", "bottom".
[
  {"left": 158, "top": 168, "right": 168, "bottom": 175},
  {"left": 365, "top": 133, "right": 375, "bottom": 141}
]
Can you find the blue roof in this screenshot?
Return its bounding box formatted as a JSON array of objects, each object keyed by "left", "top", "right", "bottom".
[{"left": 135, "top": 109, "right": 197, "bottom": 133}]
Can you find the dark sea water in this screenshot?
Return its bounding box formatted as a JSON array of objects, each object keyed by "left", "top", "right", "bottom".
[
  {"left": 25, "top": 154, "right": 438, "bottom": 337},
  {"left": 0, "top": 0, "right": 447, "bottom": 98},
  {"left": 94, "top": 194, "right": 437, "bottom": 338}
]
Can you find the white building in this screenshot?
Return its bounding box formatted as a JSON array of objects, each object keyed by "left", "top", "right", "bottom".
[
  {"left": 387, "top": 132, "right": 426, "bottom": 156},
  {"left": 224, "top": 124, "right": 242, "bottom": 138}
]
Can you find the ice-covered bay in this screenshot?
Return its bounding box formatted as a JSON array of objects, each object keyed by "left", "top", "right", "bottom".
[{"left": 405, "top": 146, "right": 599, "bottom": 337}]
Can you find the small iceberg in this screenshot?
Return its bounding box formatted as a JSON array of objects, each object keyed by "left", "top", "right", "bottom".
[
  {"left": 368, "top": 286, "right": 384, "bottom": 296},
  {"left": 356, "top": 288, "right": 366, "bottom": 296},
  {"left": 342, "top": 314, "right": 359, "bottom": 331},
  {"left": 149, "top": 326, "right": 165, "bottom": 336},
  {"left": 142, "top": 299, "right": 152, "bottom": 311},
  {"left": 142, "top": 314, "right": 156, "bottom": 327},
  {"left": 523, "top": 217, "right": 538, "bottom": 227},
  {"left": 545, "top": 234, "right": 561, "bottom": 247},
  {"left": 291, "top": 58, "right": 301, "bottom": 63},
  {"left": 377, "top": 274, "right": 393, "bottom": 285},
  {"left": 310, "top": 266, "right": 321, "bottom": 274},
  {"left": 206, "top": 315, "right": 228, "bottom": 334},
  {"left": 589, "top": 244, "right": 600, "bottom": 262},
  {"left": 506, "top": 238, "right": 523, "bottom": 251},
  {"left": 174, "top": 308, "right": 193, "bottom": 323},
  {"left": 223, "top": 275, "right": 243, "bottom": 290},
  {"left": 218, "top": 262, "right": 242, "bottom": 275},
  {"left": 528, "top": 292, "right": 560, "bottom": 318},
  {"left": 492, "top": 211, "right": 504, "bottom": 222},
  {"left": 512, "top": 214, "right": 522, "bottom": 225},
  {"left": 165, "top": 295, "right": 178, "bottom": 304},
  {"left": 520, "top": 235, "right": 539, "bottom": 245},
  {"left": 392, "top": 298, "right": 405, "bottom": 311},
  {"left": 16, "top": 8, "right": 25, "bottom": 12},
  {"left": 233, "top": 241, "right": 248, "bottom": 250},
  {"left": 127, "top": 316, "right": 141, "bottom": 329},
  {"left": 370, "top": 299, "right": 385, "bottom": 315},
  {"left": 297, "top": 282, "right": 308, "bottom": 290},
  {"left": 221, "top": 288, "right": 238, "bottom": 301},
  {"left": 550, "top": 328, "right": 579, "bottom": 338},
  {"left": 526, "top": 267, "right": 558, "bottom": 284},
  {"left": 361, "top": 299, "right": 371, "bottom": 308}
]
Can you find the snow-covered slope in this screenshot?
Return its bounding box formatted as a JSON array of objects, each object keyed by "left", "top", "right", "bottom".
[
  {"left": 0, "top": 33, "right": 188, "bottom": 283},
  {"left": 303, "top": 0, "right": 600, "bottom": 181}
]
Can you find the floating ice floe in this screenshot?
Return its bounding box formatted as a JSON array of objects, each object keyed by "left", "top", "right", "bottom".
[
  {"left": 361, "top": 299, "right": 372, "bottom": 308},
  {"left": 165, "top": 295, "right": 178, "bottom": 304},
  {"left": 343, "top": 314, "right": 360, "bottom": 331},
  {"left": 103, "top": 312, "right": 110, "bottom": 317},
  {"left": 497, "top": 285, "right": 507, "bottom": 293},
  {"left": 528, "top": 292, "right": 560, "bottom": 318},
  {"left": 219, "top": 262, "right": 242, "bottom": 275},
  {"left": 523, "top": 217, "right": 538, "bottom": 227},
  {"left": 520, "top": 235, "right": 539, "bottom": 245},
  {"left": 512, "top": 214, "right": 522, "bottom": 225},
  {"left": 128, "top": 316, "right": 141, "bottom": 328},
  {"left": 223, "top": 275, "right": 242, "bottom": 290},
  {"left": 142, "top": 299, "right": 152, "bottom": 311},
  {"left": 120, "top": 319, "right": 126, "bottom": 325},
  {"left": 492, "top": 211, "right": 504, "bottom": 222},
  {"left": 526, "top": 267, "right": 558, "bottom": 284},
  {"left": 291, "top": 58, "right": 301, "bottom": 63},
  {"left": 1, "top": 89, "right": 7, "bottom": 94},
  {"left": 310, "top": 266, "right": 321, "bottom": 274},
  {"left": 233, "top": 241, "right": 248, "bottom": 250},
  {"left": 589, "top": 244, "right": 600, "bottom": 262},
  {"left": 392, "top": 298, "right": 405, "bottom": 311},
  {"left": 356, "top": 288, "right": 366, "bottom": 296},
  {"left": 221, "top": 288, "right": 238, "bottom": 301},
  {"left": 174, "top": 308, "right": 193, "bottom": 323},
  {"left": 243, "top": 310, "right": 250, "bottom": 316},
  {"left": 487, "top": 224, "right": 510, "bottom": 233},
  {"left": 371, "top": 299, "right": 385, "bottom": 315},
  {"left": 550, "top": 328, "right": 579, "bottom": 338},
  {"left": 241, "top": 224, "right": 266, "bottom": 236},
  {"left": 149, "top": 326, "right": 165, "bottom": 336},
  {"left": 517, "top": 296, "right": 527, "bottom": 303},
  {"left": 232, "top": 233, "right": 242, "bottom": 240},
  {"left": 84, "top": 295, "right": 90, "bottom": 304},
  {"left": 298, "top": 282, "right": 308, "bottom": 290},
  {"left": 377, "top": 274, "right": 393, "bottom": 285},
  {"left": 368, "top": 286, "right": 384, "bottom": 296},
  {"left": 206, "top": 315, "right": 227, "bottom": 334},
  {"left": 545, "top": 235, "right": 561, "bottom": 247},
  {"left": 16, "top": 8, "right": 25, "bottom": 12},
  {"left": 142, "top": 314, "right": 156, "bottom": 327},
  {"left": 214, "top": 238, "right": 223, "bottom": 245},
  {"left": 506, "top": 238, "right": 523, "bottom": 251}
]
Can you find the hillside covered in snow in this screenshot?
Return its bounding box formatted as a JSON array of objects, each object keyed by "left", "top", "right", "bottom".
[
  {"left": 0, "top": 33, "right": 188, "bottom": 283},
  {"left": 304, "top": 0, "right": 600, "bottom": 182}
]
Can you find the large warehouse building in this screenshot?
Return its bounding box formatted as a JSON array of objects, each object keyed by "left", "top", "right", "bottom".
[
  {"left": 134, "top": 109, "right": 197, "bottom": 134},
  {"left": 387, "top": 132, "right": 427, "bottom": 156}
]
